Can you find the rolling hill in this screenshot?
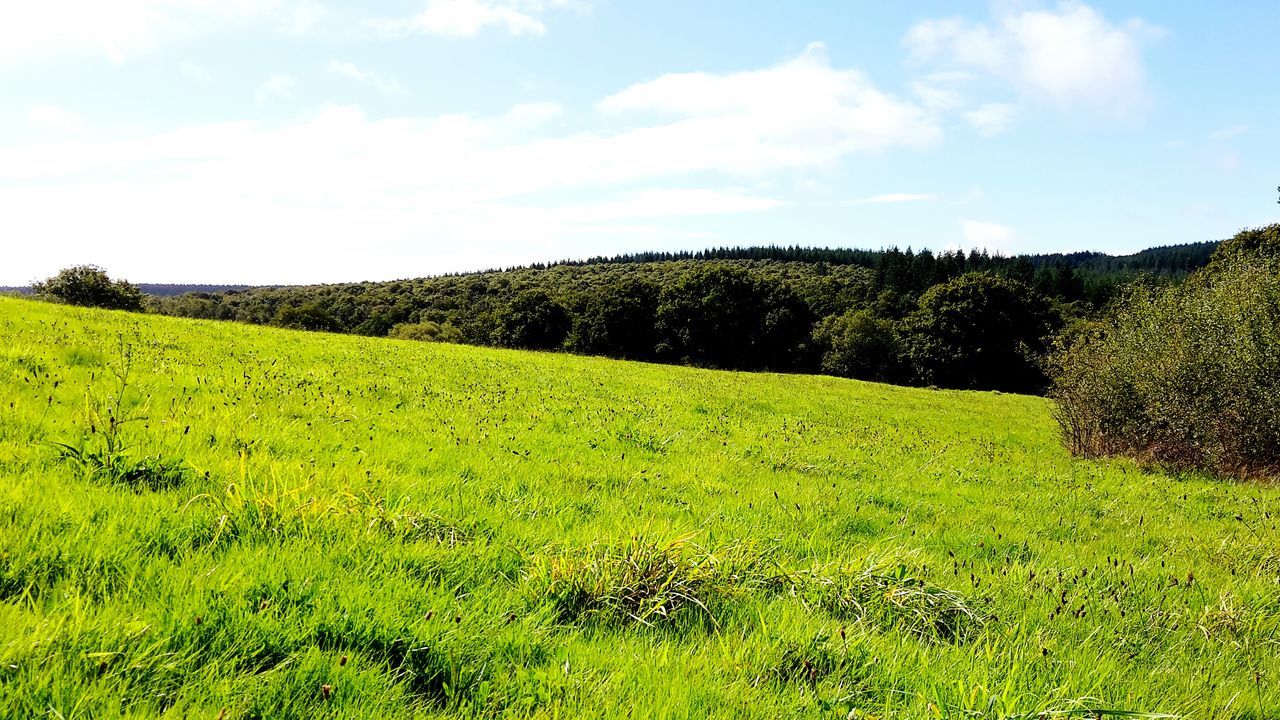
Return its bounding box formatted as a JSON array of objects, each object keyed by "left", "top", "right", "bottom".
[{"left": 1, "top": 296, "right": 1276, "bottom": 719}]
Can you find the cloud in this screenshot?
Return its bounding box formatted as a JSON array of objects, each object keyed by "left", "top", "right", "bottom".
[
  {"left": 960, "top": 219, "right": 1017, "bottom": 252},
  {"left": 963, "top": 103, "right": 1017, "bottom": 136},
  {"left": 0, "top": 46, "right": 942, "bottom": 283},
  {"left": 597, "top": 42, "right": 940, "bottom": 170},
  {"left": 501, "top": 101, "right": 564, "bottom": 129},
  {"left": 256, "top": 74, "right": 297, "bottom": 104},
  {"left": 179, "top": 60, "right": 212, "bottom": 83},
  {"left": 369, "top": 0, "right": 588, "bottom": 38},
  {"left": 27, "top": 105, "right": 83, "bottom": 134},
  {"left": 0, "top": 1, "right": 325, "bottom": 64},
  {"left": 1207, "top": 124, "right": 1248, "bottom": 143},
  {"left": 849, "top": 193, "right": 934, "bottom": 205},
  {"left": 905, "top": 2, "right": 1161, "bottom": 119},
  {"left": 328, "top": 61, "right": 403, "bottom": 95}
]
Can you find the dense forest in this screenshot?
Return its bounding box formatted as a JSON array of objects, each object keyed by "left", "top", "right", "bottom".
[{"left": 140, "top": 242, "right": 1219, "bottom": 394}]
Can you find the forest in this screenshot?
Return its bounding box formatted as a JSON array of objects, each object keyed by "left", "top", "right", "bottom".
[{"left": 145, "top": 241, "right": 1219, "bottom": 394}]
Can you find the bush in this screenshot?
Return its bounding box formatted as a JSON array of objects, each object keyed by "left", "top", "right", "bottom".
[
  {"left": 33, "top": 266, "right": 145, "bottom": 311},
  {"left": 1050, "top": 225, "right": 1280, "bottom": 479},
  {"left": 811, "top": 309, "right": 901, "bottom": 382}
]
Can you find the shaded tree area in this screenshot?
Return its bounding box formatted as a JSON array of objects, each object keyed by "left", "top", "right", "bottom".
[{"left": 146, "top": 241, "right": 1221, "bottom": 394}]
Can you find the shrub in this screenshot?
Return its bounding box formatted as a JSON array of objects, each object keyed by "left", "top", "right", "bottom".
[
  {"left": 811, "top": 309, "right": 901, "bottom": 382},
  {"left": 33, "top": 265, "right": 145, "bottom": 311},
  {"left": 1050, "top": 225, "right": 1280, "bottom": 479}
]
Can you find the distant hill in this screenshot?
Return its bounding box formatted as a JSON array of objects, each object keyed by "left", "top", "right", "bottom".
[
  {"left": 541, "top": 241, "right": 1221, "bottom": 276},
  {"left": 1, "top": 284, "right": 258, "bottom": 297},
  {"left": 1021, "top": 241, "right": 1220, "bottom": 274},
  {"left": 7, "top": 242, "right": 1219, "bottom": 298}
]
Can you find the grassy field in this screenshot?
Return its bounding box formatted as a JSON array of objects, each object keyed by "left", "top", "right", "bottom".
[{"left": 1, "top": 295, "right": 1277, "bottom": 719}]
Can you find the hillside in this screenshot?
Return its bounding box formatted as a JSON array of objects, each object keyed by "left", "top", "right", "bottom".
[{"left": 1, "top": 296, "right": 1277, "bottom": 718}]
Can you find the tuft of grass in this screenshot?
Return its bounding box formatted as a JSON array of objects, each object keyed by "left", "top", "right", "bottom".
[
  {"left": 53, "top": 442, "right": 192, "bottom": 492},
  {"left": 528, "top": 534, "right": 771, "bottom": 628},
  {"left": 786, "top": 562, "right": 989, "bottom": 643}
]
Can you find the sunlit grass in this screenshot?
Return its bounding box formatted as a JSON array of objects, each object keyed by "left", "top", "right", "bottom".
[{"left": 0, "top": 296, "right": 1277, "bottom": 718}]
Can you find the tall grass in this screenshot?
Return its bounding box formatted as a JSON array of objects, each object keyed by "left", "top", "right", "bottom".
[{"left": 1, "top": 296, "right": 1278, "bottom": 718}]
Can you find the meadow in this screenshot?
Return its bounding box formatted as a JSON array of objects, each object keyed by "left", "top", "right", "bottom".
[{"left": 1, "top": 295, "right": 1277, "bottom": 719}]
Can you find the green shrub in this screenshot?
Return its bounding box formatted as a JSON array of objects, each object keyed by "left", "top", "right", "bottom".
[
  {"left": 811, "top": 309, "right": 901, "bottom": 382},
  {"left": 1050, "top": 225, "right": 1280, "bottom": 479},
  {"left": 33, "top": 265, "right": 145, "bottom": 311}
]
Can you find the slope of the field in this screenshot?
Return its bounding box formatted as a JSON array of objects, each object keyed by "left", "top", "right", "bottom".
[{"left": 1, "top": 296, "right": 1277, "bottom": 719}]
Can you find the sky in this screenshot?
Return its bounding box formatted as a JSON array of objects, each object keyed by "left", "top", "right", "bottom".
[{"left": 1, "top": 1, "right": 1277, "bottom": 285}]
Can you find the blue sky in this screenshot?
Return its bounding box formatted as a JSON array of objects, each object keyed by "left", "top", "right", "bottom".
[{"left": 2, "top": 1, "right": 1276, "bottom": 284}]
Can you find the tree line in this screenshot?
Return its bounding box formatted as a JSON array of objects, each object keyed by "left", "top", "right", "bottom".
[
  {"left": 31, "top": 242, "right": 1219, "bottom": 396},
  {"left": 139, "top": 244, "right": 1213, "bottom": 394}
]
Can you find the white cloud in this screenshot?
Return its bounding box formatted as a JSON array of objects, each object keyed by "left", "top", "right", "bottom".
[
  {"left": 597, "top": 42, "right": 940, "bottom": 170},
  {"left": 369, "top": 0, "right": 588, "bottom": 38},
  {"left": 27, "top": 105, "right": 83, "bottom": 134},
  {"left": 911, "top": 81, "right": 965, "bottom": 114},
  {"left": 179, "top": 60, "right": 212, "bottom": 83},
  {"left": 849, "top": 193, "right": 934, "bottom": 205},
  {"left": 963, "top": 103, "right": 1017, "bottom": 136},
  {"left": 328, "top": 60, "right": 403, "bottom": 95},
  {"left": 0, "top": 1, "right": 325, "bottom": 64},
  {"left": 0, "top": 46, "right": 944, "bottom": 283},
  {"left": 905, "top": 2, "right": 1161, "bottom": 119},
  {"left": 501, "top": 101, "right": 564, "bottom": 129},
  {"left": 256, "top": 74, "right": 297, "bottom": 104},
  {"left": 1207, "top": 124, "right": 1248, "bottom": 143},
  {"left": 960, "top": 219, "right": 1017, "bottom": 252}
]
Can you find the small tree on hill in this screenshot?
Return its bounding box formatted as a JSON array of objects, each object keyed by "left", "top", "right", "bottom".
[
  {"left": 655, "top": 265, "right": 812, "bottom": 371},
  {"left": 33, "top": 266, "right": 145, "bottom": 312},
  {"left": 273, "top": 302, "right": 339, "bottom": 332},
  {"left": 812, "top": 309, "right": 902, "bottom": 382}
]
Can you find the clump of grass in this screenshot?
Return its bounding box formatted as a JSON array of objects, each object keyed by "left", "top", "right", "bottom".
[
  {"left": 785, "top": 562, "right": 988, "bottom": 643},
  {"left": 761, "top": 634, "right": 850, "bottom": 688},
  {"left": 528, "top": 534, "right": 770, "bottom": 628},
  {"left": 529, "top": 538, "right": 984, "bottom": 643},
  {"left": 341, "top": 493, "right": 479, "bottom": 545},
  {"left": 54, "top": 445, "right": 192, "bottom": 492}
]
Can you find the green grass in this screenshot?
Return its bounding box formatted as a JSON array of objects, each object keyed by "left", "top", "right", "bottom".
[{"left": 1, "top": 295, "right": 1277, "bottom": 719}]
